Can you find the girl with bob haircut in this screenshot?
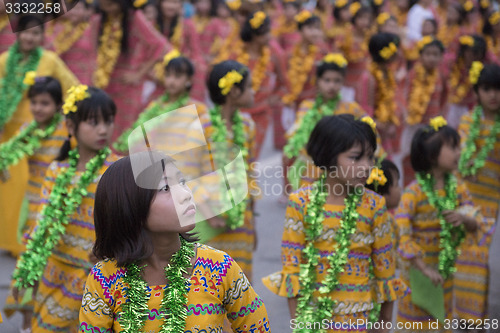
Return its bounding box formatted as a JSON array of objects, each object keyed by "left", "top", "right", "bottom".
[
  {"left": 395, "top": 116, "right": 486, "bottom": 330},
  {"left": 12, "top": 86, "right": 119, "bottom": 331},
  {"left": 80, "top": 153, "right": 270, "bottom": 332},
  {"left": 264, "top": 114, "right": 409, "bottom": 332}
]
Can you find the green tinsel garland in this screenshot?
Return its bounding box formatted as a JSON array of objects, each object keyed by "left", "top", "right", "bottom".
[
  {"left": 13, "top": 147, "right": 111, "bottom": 288},
  {"left": 120, "top": 237, "right": 195, "bottom": 333},
  {"left": 0, "top": 42, "right": 43, "bottom": 128},
  {"left": 458, "top": 105, "right": 500, "bottom": 177},
  {"left": 415, "top": 172, "right": 465, "bottom": 279},
  {"left": 113, "top": 93, "right": 190, "bottom": 152},
  {"left": 208, "top": 105, "right": 249, "bottom": 230}
]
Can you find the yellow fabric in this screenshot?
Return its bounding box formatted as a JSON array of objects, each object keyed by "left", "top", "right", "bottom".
[
  {"left": 0, "top": 49, "right": 78, "bottom": 256},
  {"left": 79, "top": 244, "right": 271, "bottom": 332},
  {"left": 262, "top": 188, "right": 409, "bottom": 330}
]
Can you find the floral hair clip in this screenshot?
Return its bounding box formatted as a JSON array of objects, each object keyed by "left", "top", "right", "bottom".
[
  {"left": 463, "top": 0, "right": 474, "bottom": 12},
  {"left": 376, "top": 12, "right": 391, "bottom": 26},
  {"left": 133, "top": 0, "right": 147, "bottom": 8},
  {"left": 349, "top": 2, "right": 361, "bottom": 16},
  {"left": 335, "top": 0, "right": 349, "bottom": 8},
  {"left": 226, "top": 0, "right": 241, "bottom": 11},
  {"left": 489, "top": 12, "right": 500, "bottom": 25},
  {"left": 163, "top": 49, "right": 181, "bottom": 66},
  {"left": 361, "top": 116, "right": 376, "bottom": 133},
  {"left": 62, "top": 85, "right": 90, "bottom": 115},
  {"left": 459, "top": 35, "right": 474, "bottom": 46},
  {"left": 374, "top": 0, "right": 384, "bottom": 6},
  {"left": 23, "top": 71, "right": 37, "bottom": 86},
  {"left": 250, "top": 11, "right": 266, "bottom": 29},
  {"left": 417, "top": 35, "right": 434, "bottom": 51},
  {"left": 429, "top": 116, "right": 447, "bottom": 132},
  {"left": 295, "top": 10, "right": 312, "bottom": 24},
  {"left": 481, "top": 0, "right": 490, "bottom": 8},
  {"left": 219, "top": 70, "right": 244, "bottom": 96},
  {"left": 322, "top": 53, "right": 348, "bottom": 68},
  {"left": 469, "top": 61, "right": 484, "bottom": 85},
  {"left": 379, "top": 42, "right": 398, "bottom": 60},
  {"left": 367, "top": 167, "right": 387, "bottom": 187}
]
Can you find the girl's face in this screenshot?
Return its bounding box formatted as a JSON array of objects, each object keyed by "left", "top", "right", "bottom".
[
  {"left": 234, "top": 75, "right": 254, "bottom": 108},
  {"left": 143, "top": 4, "right": 158, "bottom": 23},
  {"left": 216, "top": 3, "right": 230, "bottom": 18},
  {"left": 70, "top": 112, "right": 115, "bottom": 153},
  {"left": 380, "top": 19, "right": 399, "bottom": 34},
  {"left": 421, "top": 45, "right": 443, "bottom": 71},
  {"left": 98, "top": 0, "right": 121, "bottom": 16},
  {"left": 396, "top": 0, "right": 409, "bottom": 10},
  {"left": 335, "top": 142, "right": 374, "bottom": 189},
  {"left": 421, "top": 20, "right": 436, "bottom": 36},
  {"left": 148, "top": 163, "right": 197, "bottom": 231},
  {"left": 284, "top": 4, "right": 299, "bottom": 21},
  {"left": 195, "top": 0, "right": 211, "bottom": 16},
  {"left": 477, "top": 86, "right": 500, "bottom": 114},
  {"left": 67, "top": 2, "right": 89, "bottom": 24},
  {"left": 354, "top": 12, "right": 372, "bottom": 31},
  {"left": 301, "top": 22, "right": 323, "bottom": 45},
  {"left": 384, "top": 170, "right": 401, "bottom": 210},
  {"left": 164, "top": 71, "right": 191, "bottom": 97},
  {"left": 30, "top": 92, "right": 59, "bottom": 125},
  {"left": 436, "top": 142, "right": 460, "bottom": 172},
  {"left": 160, "top": 0, "right": 182, "bottom": 19},
  {"left": 317, "top": 69, "right": 344, "bottom": 100},
  {"left": 17, "top": 25, "right": 43, "bottom": 53},
  {"left": 253, "top": 28, "right": 271, "bottom": 47},
  {"left": 447, "top": 6, "right": 460, "bottom": 24},
  {"left": 338, "top": 8, "right": 351, "bottom": 22}
]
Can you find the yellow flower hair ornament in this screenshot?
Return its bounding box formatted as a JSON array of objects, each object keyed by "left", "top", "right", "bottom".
[
  {"left": 481, "top": 0, "right": 490, "bottom": 9},
  {"left": 373, "top": 0, "right": 384, "bottom": 6},
  {"left": 379, "top": 42, "right": 398, "bottom": 60},
  {"left": 62, "top": 85, "right": 90, "bottom": 115},
  {"left": 322, "top": 53, "right": 348, "bottom": 68},
  {"left": 429, "top": 116, "right": 447, "bottom": 132},
  {"left": 23, "top": 71, "right": 37, "bottom": 86},
  {"left": 295, "top": 10, "right": 312, "bottom": 24},
  {"left": 463, "top": 0, "right": 474, "bottom": 12},
  {"left": 349, "top": 2, "right": 361, "bottom": 16},
  {"left": 219, "top": 70, "right": 244, "bottom": 96},
  {"left": 250, "top": 11, "right": 266, "bottom": 29},
  {"left": 361, "top": 116, "right": 377, "bottom": 132},
  {"left": 459, "top": 35, "right": 474, "bottom": 46},
  {"left": 417, "top": 36, "right": 434, "bottom": 51},
  {"left": 226, "top": 0, "right": 241, "bottom": 11},
  {"left": 335, "top": 0, "right": 349, "bottom": 8},
  {"left": 366, "top": 167, "right": 387, "bottom": 186},
  {"left": 376, "top": 12, "right": 391, "bottom": 26},
  {"left": 133, "top": 0, "right": 147, "bottom": 8},
  {"left": 469, "top": 61, "right": 484, "bottom": 85},
  {"left": 489, "top": 12, "right": 500, "bottom": 25},
  {"left": 163, "top": 49, "right": 181, "bottom": 66}
]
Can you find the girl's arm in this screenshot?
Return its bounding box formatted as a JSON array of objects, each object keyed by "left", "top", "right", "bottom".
[{"left": 288, "top": 296, "right": 298, "bottom": 319}]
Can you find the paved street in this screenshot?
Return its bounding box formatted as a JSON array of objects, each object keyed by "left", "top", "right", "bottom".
[{"left": 0, "top": 125, "right": 499, "bottom": 332}]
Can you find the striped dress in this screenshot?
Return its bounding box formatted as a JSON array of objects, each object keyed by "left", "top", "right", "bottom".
[
  {"left": 454, "top": 110, "right": 499, "bottom": 321},
  {"left": 79, "top": 244, "right": 270, "bottom": 332},
  {"left": 32, "top": 153, "right": 120, "bottom": 332}
]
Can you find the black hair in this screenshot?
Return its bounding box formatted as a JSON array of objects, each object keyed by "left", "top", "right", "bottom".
[
  {"left": 17, "top": 14, "right": 45, "bottom": 32},
  {"left": 298, "top": 15, "right": 321, "bottom": 30},
  {"left": 165, "top": 56, "right": 195, "bottom": 78},
  {"left": 333, "top": 3, "right": 349, "bottom": 21},
  {"left": 482, "top": 11, "right": 499, "bottom": 36},
  {"left": 98, "top": 0, "right": 132, "bottom": 54},
  {"left": 306, "top": 114, "right": 377, "bottom": 169},
  {"left": 56, "top": 87, "right": 117, "bottom": 161},
  {"left": 27, "top": 76, "right": 63, "bottom": 106},
  {"left": 240, "top": 11, "right": 271, "bottom": 42},
  {"left": 93, "top": 153, "right": 197, "bottom": 267},
  {"left": 316, "top": 61, "right": 347, "bottom": 78},
  {"left": 369, "top": 32, "right": 400, "bottom": 63},
  {"left": 450, "top": 3, "right": 467, "bottom": 25},
  {"left": 419, "top": 39, "right": 445, "bottom": 54},
  {"left": 410, "top": 125, "right": 460, "bottom": 173},
  {"left": 208, "top": 60, "right": 250, "bottom": 105},
  {"left": 422, "top": 18, "right": 438, "bottom": 33},
  {"left": 365, "top": 159, "right": 399, "bottom": 195},
  {"left": 284, "top": 1, "right": 301, "bottom": 11},
  {"left": 458, "top": 34, "right": 487, "bottom": 61},
  {"left": 474, "top": 63, "right": 500, "bottom": 93},
  {"left": 351, "top": 6, "right": 372, "bottom": 25},
  {"left": 370, "top": 0, "right": 385, "bottom": 16}
]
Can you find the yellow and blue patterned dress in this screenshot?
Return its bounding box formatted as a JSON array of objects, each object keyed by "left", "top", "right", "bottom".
[
  {"left": 32, "top": 153, "right": 120, "bottom": 332},
  {"left": 79, "top": 244, "right": 270, "bottom": 332},
  {"left": 263, "top": 188, "right": 409, "bottom": 332}
]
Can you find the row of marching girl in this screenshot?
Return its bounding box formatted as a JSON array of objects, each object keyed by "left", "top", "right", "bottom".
[
  {"left": 1, "top": 77, "right": 67, "bottom": 332},
  {"left": 0, "top": 15, "right": 78, "bottom": 256},
  {"left": 264, "top": 114, "right": 409, "bottom": 332},
  {"left": 11, "top": 85, "right": 120, "bottom": 332}
]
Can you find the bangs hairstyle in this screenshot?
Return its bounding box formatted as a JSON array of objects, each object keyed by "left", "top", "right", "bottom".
[
  {"left": 351, "top": 6, "right": 371, "bottom": 25},
  {"left": 17, "top": 14, "right": 45, "bottom": 32},
  {"left": 306, "top": 114, "right": 377, "bottom": 169},
  {"left": 333, "top": 4, "right": 349, "bottom": 21},
  {"left": 419, "top": 39, "right": 445, "bottom": 54},
  {"left": 56, "top": 87, "right": 116, "bottom": 161},
  {"left": 241, "top": 12, "right": 271, "bottom": 42},
  {"left": 369, "top": 32, "right": 400, "bottom": 63},
  {"left": 165, "top": 56, "right": 195, "bottom": 78},
  {"left": 208, "top": 60, "right": 249, "bottom": 105},
  {"left": 93, "top": 154, "right": 197, "bottom": 267},
  {"left": 298, "top": 15, "right": 321, "bottom": 30},
  {"left": 99, "top": 0, "right": 132, "bottom": 53},
  {"left": 27, "top": 76, "right": 63, "bottom": 106},
  {"left": 316, "top": 61, "right": 347, "bottom": 78},
  {"left": 458, "top": 34, "right": 486, "bottom": 60},
  {"left": 410, "top": 125, "right": 460, "bottom": 173},
  {"left": 365, "top": 159, "right": 399, "bottom": 195},
  {"left": 474, "top": 63, "right": 500, "bottom": 92}
]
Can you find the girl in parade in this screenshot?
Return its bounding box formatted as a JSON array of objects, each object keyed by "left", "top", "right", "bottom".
[
  {"left": 0, "top": 15, "right": 78, "bottom": 257},
  {"left": 93, "top": 0, "right": 168, "bottom": 141},
  {"left": 114, "top": 50, "right": 207, "bottom": 153},
  {"left": 454, "top": 62, "right": 500, "bottom": 323},
  {"left": 12, "top": 86, "right": 120, "bottom": 332},
  {"left": 395, "top": 116, "right": 484, "bottom": 331},
  {"left": 79, "top": 152, "right": 270, "bottom": 332},
  {"left": 325, "top": 0, "right": 351, "bottom": 49},
  {"left": 192, "top": 0, "right": 224, "bottom": 66},
  {"left": 2, "top": 76, "right": 67, "bottom": 332},
  {"left": 271, "top": 0, "right": 301, "bottom": 54},
  {"left": 436, "top": 3, "right": 463, "bottom": 56},
  {"left": 263, "top": 114, "right": 409, "bottom": 333},
  {"left": 388, "top": 0, "right": 410, "bottom": 28},
  {"left": 482, "top": 11, "right": 500, "bottom": 64}
]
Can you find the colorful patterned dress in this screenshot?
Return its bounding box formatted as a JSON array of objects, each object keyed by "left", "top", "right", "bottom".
[
  {"left": 453, "top": 110, "right": 499, "bottom": 321},
  {"left": 262, "top": 188, "right": 409, "bottom": 332},
  {"left": 0, "top": 48, "right": 78, "bottom": 256},
  {"left": 395, "top": 179, "right": 486, "bottom": 332},
  {"left": 79, "top": 244, "right": 270, "bottom": 332},
  {"left": 32, "top": 153, "right": 120, "bottom": 332}
]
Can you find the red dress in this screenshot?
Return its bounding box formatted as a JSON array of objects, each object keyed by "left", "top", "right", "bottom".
[{"left": 0, "top": 15, "right": 15, "bottom": 53}]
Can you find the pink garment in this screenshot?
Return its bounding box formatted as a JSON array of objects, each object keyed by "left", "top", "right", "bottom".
[{"left": 0, "top": 24, "right": 16, "bottom": 53}]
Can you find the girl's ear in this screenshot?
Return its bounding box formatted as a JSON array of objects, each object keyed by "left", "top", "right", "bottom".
[{"left": 66, "top": 118, "right": 76, "bottom": 137}]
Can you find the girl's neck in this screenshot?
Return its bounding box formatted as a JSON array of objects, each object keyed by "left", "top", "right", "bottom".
[
  {"left": 481, "top": 105, "right": 498, "bottom": 120},
  {"left": 353, "top": 26, "right": 365, "bottom": 37},
  {"left": 76, "top": 146, "right": 98, "bottom": 171},
  {"left": 324, "top": 176, "right": 349, "bottom": 204},
  {"left": 430, "top": 167, "right": 447, "bottom": 188},
  {"left": 144, "top": 232, "right": 182, "bottom": 269},
  {"left": 168, "top": 91, "right": 186, "bottom": 102},
  {"left": 245, "top": 41, "right": 262, "bottom": 56},
  {"left": 220, "top": 103, "right": 237, "bottom": 125}
]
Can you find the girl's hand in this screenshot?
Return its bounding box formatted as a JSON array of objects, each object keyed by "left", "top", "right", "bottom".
[
  {"left": 442, "top": 210, "right": 464, "bottom": 227},
  {"left": 422, "top": 266, "right": 444, "bottom": 287},
  {"left": 207, "top": 216, "right": 227, "bottom": 228}
]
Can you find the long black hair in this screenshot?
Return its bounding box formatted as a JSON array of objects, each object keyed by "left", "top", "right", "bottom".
[
  {"left": 98, "top": 0, "right": 133, "bottom": 54},
  {"left": 208, "top": 60, "right": 250, "bottom": 105}
]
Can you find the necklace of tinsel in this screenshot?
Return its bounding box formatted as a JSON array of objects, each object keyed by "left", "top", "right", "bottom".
[
  {"left": 295, "top": 172, "right": 380, "bottom": 333},
  {"left": 0, "top": 43, "right": 42, "bottom": 128},
  {"left": 113, "top": 93, "right": 189, "bottom": 152},
  {"left": 415, "top": 172, "right": 464, "bottom": 279},
  {"left": 0, "top": 113, "right": 62, "bottom": 173},
  {"left": 284, "top": 94, "right": 339, "bottom": 159},
  {"left": 12, "top": 147, "right": 111, "bottom": 288},
  {"left": 208, "top": 105, "right": 248, "bottom": 230},
  {"left": 458, "top": 105, "right": 500, "bottom": 177},
  {"left": 120, "top": 236, "right": 195, "bottom": 333}
]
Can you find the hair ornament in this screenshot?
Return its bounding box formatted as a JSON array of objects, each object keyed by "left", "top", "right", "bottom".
[
  {"left": 349, "top": 2, "right": 361, "bottom": 16},
  {"left": 429, "top": 116, "right": 447, "bottom": 132},
  {"left": 376, "top": 12, "right": 391, "bottom": 26},
  {"left": 250, "top": 11, "right": 266, "bottom": 29},
  {"left": 226, "top": 0, "right": 241, "bottom": 11},
  {"left": 373, "top": 0, "right": 384, "bottom": 6},
  {"left": 133, "top": 0, "right": 147, "bottom": 8},
  {"left": 23, "top": 71, "right": 37, "bottom": 86},
  {"left": 295, "top": 10, "right": 312, "bottom": 23},
  {"left": 219, "top": 70, "right": 243, "bottom": 96},
  {"left": 322, "top": 53, "right": 348, "bottom": 68},
  {"left": 367, "top": 167, "right": 387, "bottom": 186},
  {"left": 163, "top": 49, "right": 181, "bottom": 66},
  {"left": 379, "top": 42, "right": 398, "bottom": 60},
  {"left": 481, "top": 0, "right": 490, "bottom": 8},
  {"left": 459, "top": 35, "right": 474, "bottom": 46},
  {"left": 335, "top": 0, "right": 348, "bottom": 8},
  {"left": 463, "top": 0, "right": 474, "bottom": 12},
  {"left": 361, "top": 116, "right": 377, "bottom": 132},
  {"left": 62, "top": 85, "right": 90, "bottom": 115},
  {"left": 417, "top": 35, "right": 434, "bottom": 51},
  {"left": 469, "top": 61, "right": 484, "bottom": 85},
  {"left": 489, "top": 11, "right": 500, "bottom": 25}
]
